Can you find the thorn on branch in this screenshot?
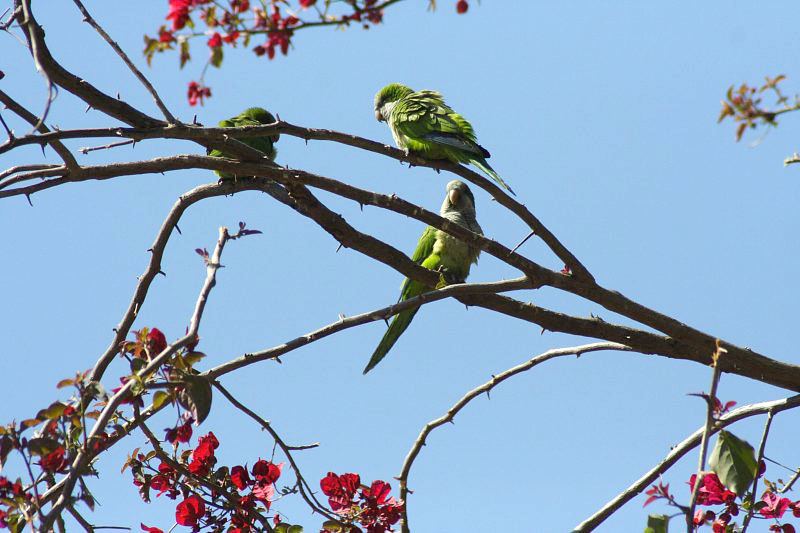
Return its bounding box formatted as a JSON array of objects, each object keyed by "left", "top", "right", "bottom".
[
  {"left": 175, "top": 224, "right": 182, "bottom": 235},
  {"left": 25, "top": 193, "right": 32, "bottom": 206},
  {"left": 157, "top": 270, "right": 166, "bottom": 277}
]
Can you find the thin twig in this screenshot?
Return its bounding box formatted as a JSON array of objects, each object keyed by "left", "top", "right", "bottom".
[
  {"left": 686, "top": 342, "right": 726, "bottom": 532},
  {"left": 79, "top": 139, "right": 134, "bottom": 154},
  {"left": 212, "top": 381, "right": 336, "bottom": 521},
  {"left": 574, "top": 394, "right": 800, "bottom": 531},
  {"left": 741, "top": 409, "right": 775, "bottom": 532},
  {"left": 42, "top": 226, "right": 233, "bottom": 529},
  {"left": 398, "top": 342, "right": 631, "bottom": 533},
  {"left": 0, "top": 88, "right": 78, "bottom": 169},
  {"left": 67, "top": 505, "right": 94, "bottom": 532},
  {"left": 70, "top": 0, "right": 176, "bottom": 124},
  {"left": 207, "top": 277, "right": 532, "bottom": 378}
]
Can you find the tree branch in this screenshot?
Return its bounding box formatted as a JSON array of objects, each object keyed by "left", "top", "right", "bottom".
[
  {"left": 398, "top": 342, "right": 631, "bottom": 533},
  {"left": 70, "top": 0, "right": 176, "bottom": 124},
  {"left": 573, "top": 395, "right": 800, "bottom": 531}
]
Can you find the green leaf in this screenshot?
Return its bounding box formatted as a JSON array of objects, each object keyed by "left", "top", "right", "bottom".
[
  {"left": 56, "top": 378, "right": 75, "bottom": 389},
  {"left": 644, "top": 514, "right": 668, "bottom": 533},
  {"left": 0, "top": 435, "right": 14, "bottom": 469},
  {"left": 36, "top": 401, "right": 67, "bottom": 421},
  {"left": 176, "top": 374, "right": 213, "bottom": 424},
  {"left": 709, "top": 430, "right": 757, "bottom": 496},
  {"left": 152, "top": 390, "right": 171, "bottom": 410},
  {"left": 183, "top": 351, "right": 206, "bottom": 367},
  {"left": 210, "top": 46, "right": 223, "bottom": 68},
  {"left": 179, "top": 40, "right": 190, "bottom": 69},
  {"left": 26, "top": 437, "right": 60, "bottom": 456},
  {"left": 20, "top": 418, "right": 42, "bottom": 429},
  {"left": 275, "top": 525, "right": 304, "bottom": 533}
]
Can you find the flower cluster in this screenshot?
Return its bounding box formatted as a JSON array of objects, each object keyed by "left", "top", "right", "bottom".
[
  {"left": 144, "top": 0, "right": 472, "bottom": 104},
  {"left": 320, "top": 472, "right": 404, "bottom": 533},
  {"left": 718, "top": 75, "right": 800, "bottom": 141},
  {"left": 645, "top": 468, "right": 800, "bottom": 532},
  {"left": 129, "top": 431, "right": 295, "bottom": 531}
]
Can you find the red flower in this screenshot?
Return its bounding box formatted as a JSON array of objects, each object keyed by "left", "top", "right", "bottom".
[
  {"left": 175, "top": 495, "right": 206, "bottom": 526},
  {"left": 456, "top": 0, "right": 468, "bottom": 14},
  {"left": 147, "top": 328, "right": 168, "bottom": 355},
  {"left": 188, "top": 432, "right": 218, "bottom": 476},
  {"left": 251, "top": 460, "right": 282, "bottom": 484},
  {"left": 252, "top": 480, "right": 275, "bottom": 505},
  {"left": 166, "top": 0, "right": 192, "bottom": 30},
  {"left": 688, "top": 473, "right": 736, "bottom": 506},
  {"left": 207, "top": 32, "right": 222, "bottom": 48},
  {"left": 158, "top": 28, "right": 176, "bottom": 43},
  {"left": 231, "top": 465, "right": 251, "bottom": 490},
  {"left": 320, "top": 472, "right": 360, "bottom": 512},
  {"left": 140, "top": 525, "right": 164, "bottom": 533},
  {"left": 299, "top": 0, "right": 316, "bottom": 7},
  {"left": 223, "top": 31, "right": 240, "bottom": 43},
  {"left": 362, "top": 480, "right": 392, "bottom": 505},
  {"left": 230, "top": 0, "right": 249, "bottom": 12},
  {"left": 165, "top": 419, "right": 193, "bottom": 445},
  {"left": 760, "top": 491, "right": 793, "bottom": 519},
  {"left": 39, "top": 446, "right": 68, "bottom": 473},
  {"left": 187, "top": 81, "right": 212, "bottom": 106}
]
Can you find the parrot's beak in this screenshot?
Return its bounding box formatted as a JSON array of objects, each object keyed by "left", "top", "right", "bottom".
[
  {"left": 448, "top": 188, "right": 460, "bottom": 206},
  {"left": 374, "top": 109, "right": 384, "bottom": 122}
]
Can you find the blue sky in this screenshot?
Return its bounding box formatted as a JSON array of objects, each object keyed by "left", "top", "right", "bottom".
[{"left": 2, "top": 1, "right": 800, "bottom": 531}]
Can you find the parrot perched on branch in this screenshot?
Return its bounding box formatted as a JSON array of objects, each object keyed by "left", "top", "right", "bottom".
[
  {"left": 363, "top": 180, "right": 483, "bottom": 374},
  {"left": 208, "top": 107, "right": 279, "bottom": 179},
  {"left": 373, "top": 83, "right": 515, "bottom": 195}
]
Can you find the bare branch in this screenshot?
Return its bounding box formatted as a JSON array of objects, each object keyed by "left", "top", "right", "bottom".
[
  {"left": 42, "top": 225, "right": 233, "bottom": 529},
  {"left": 212, "top": 381, "right": 336, "bottom": 522},
  {"left": 574, "top": 395, "right": 800, "bottom": 531},
  {"left": 207, "top": 277, "right": 533, "bottom": 378},
  {"left": 741, "top": 409, "right": 775, "bottom": 532},
  {"left": 70, "top": 0, "right": 176, "bottom": 124},
  {"left": 0, "top": 88, "right": 78, "bottom": 169},
  {"left": 398, "top": 342, "right": 631, "bottom": 533},
  {"left": 686, "top": 344, "right": 726, "bottom": 530}
]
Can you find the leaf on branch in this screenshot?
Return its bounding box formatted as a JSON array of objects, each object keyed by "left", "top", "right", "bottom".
[
  {"left": 26, "top": 436, "right": 61, "bottom": 457},
  {"left": 644, "top": 513, "right": 669, "bottom": 533},
  {"left": 176, "top": 374, "right": 213, "bottom": 424},
  {"left": 709, "top": 429, "right": 757, "bottom": 497},
  {"left": 35, "top": 401, "right": 67, "bottom": 421},
  {"left": 152, "top": 390, "right": 172, "bottom": 410}
]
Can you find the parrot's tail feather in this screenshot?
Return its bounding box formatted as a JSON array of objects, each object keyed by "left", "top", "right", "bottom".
[
  {"left": 363, "top": 307, "right": 421, "bottom": 374},
  {"left": 469, "top": 158, "right": 516, "bottom": 196}
]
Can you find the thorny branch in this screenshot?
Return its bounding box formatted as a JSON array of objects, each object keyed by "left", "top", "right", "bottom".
[
  {"left": 398, "top": 342, "right": 632, "bottom": 533},
  {"left": 574, "top": 395, "right": 800, "bottom": 532},
  {"left": 42, "top": 225, "right": 233, "bottom": 530}
]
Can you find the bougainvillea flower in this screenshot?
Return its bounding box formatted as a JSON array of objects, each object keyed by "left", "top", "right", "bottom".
[
  {"left": 688, "top": 473, "right": 736, "bottom": 506},
  {"left": 760, "top": 491, "right": 793, "bottom": 519},
  {"left": 175, "top": 495, "right": 206, "bottom": 526}
]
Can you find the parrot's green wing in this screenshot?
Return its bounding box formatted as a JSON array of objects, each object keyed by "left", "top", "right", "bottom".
[
  {"left": 391, "top": 91, "right": 486, "bottom": 157},
  {"left": 207, "top": 109, "right": 278, "bottom": 178},
  {"left": 390, "top": 92, "right": 515, "bottom": 195},
  {"left": 363, "top": 226, "right": 440, "bottom": 374}
]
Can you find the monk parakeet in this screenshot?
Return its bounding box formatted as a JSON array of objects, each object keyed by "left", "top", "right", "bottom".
[
  {"left": 373, "top": 83, "right": 514, "bottom": 195},
  {"left": 363, "top": 180, "right": 483, "bottom": 374},
  {"left": 208, "top": 107, "right": 278, "bottom": 179}
]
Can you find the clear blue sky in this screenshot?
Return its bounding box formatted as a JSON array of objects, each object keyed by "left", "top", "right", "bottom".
[{"left": 2, "top": 2, "right": 799, "bottom": 531}]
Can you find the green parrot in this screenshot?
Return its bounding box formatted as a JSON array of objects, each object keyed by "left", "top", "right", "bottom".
[
  {"left": 363, "top": 180, "right": 483, "bottom": 374},
  {"left": 373, "top": 83, "right": 515, "bottom": 195},
  {"left": 207, "top": 107, "right": 279, "bottom": 179}
]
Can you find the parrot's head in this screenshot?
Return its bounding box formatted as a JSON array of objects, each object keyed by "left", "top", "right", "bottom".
[
  {"left": 374, "top": 83, "right": 414, "bottom": 122},
  {"left": 243, "top": 107, "right": 280, "bottom": 143},
  {"left": 442, "top": 180, "right": 477, "bottom": 218}
]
